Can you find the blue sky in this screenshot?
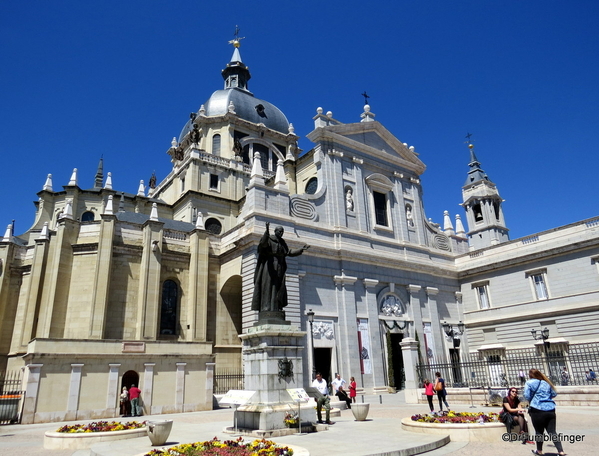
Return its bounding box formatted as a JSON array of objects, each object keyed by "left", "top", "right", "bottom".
[{"left": 1, "top": 1, "right": 598, "bottom": 240}]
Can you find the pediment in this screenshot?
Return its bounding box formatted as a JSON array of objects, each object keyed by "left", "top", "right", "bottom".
[{"left": 307, "top": 121, "right": 426, "bottom": 175}]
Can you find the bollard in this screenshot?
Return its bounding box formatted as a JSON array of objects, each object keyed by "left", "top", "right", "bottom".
[{"left": 379, "top": 395, "right": 382, "bottom": 404}]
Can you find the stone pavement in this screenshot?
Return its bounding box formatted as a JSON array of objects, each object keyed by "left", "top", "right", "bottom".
[{"left": 0, "top": 392, "right": 597, "bottom": 456}]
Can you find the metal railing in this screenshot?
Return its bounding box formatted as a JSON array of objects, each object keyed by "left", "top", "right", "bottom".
[
  {"left": 417, "top": 342, "right": 599, "bottom": 388},
  {"left": 214, "top": 369, "right": 244, "bottom": 395},
  {"left": 0, "top": 371, "right": 25, "bottom": 425}
]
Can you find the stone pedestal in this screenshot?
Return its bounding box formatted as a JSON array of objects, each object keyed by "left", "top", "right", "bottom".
[{"left": 235, "top": 324, "right": 316, "bottom": 432}]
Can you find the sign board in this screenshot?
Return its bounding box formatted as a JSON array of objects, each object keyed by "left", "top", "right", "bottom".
[
  {"left": 286, "top": 388, "right": 310, "bottom": 402},
  {"left": 220, "top": 390, "right": 255, "bottom": 405}
]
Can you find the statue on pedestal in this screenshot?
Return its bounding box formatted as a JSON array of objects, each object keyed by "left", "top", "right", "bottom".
[{"left": 251, "top": 223, "right": 309, "bottom": 318}]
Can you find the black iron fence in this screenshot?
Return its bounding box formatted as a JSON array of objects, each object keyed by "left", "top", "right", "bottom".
[
  {"left": 0, "top": 371, "right": 25, "bottom": 425},
  {"left": 214, "top": 369, "right": 244, "bottom": 394},
  {"left": 417, "top": 342, "right": 599, "bottom": 389}
]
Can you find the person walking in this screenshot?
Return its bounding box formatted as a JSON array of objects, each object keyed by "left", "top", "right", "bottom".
[
  {"left": 524, "top": 368, "right": 566, "bottom": 456},
  {"left": 434, "top": 372, "right": 449, "bottom": 412},
  {"left": 128, "top": 384, "right": 142, "bottom": 417},
  {"left": 423, "top": 379, "right": 435, "bottom": 413},
  {"left": 312, "top": 373, "right": 334, "bottom": 425}
]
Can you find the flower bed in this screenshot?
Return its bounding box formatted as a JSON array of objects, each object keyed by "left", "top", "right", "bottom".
[
  {"left": 401, "top": 411, "right": 505, "bottom": 442},
  {"left": 56, "top": 420, "right": 146, "bottom": 433},
  {"left": 44, "top": 421, "right": 147, "bottom": 450},
  {"left": 144, "top": 437, "right": 294, "bottom": 456},
  {"left": 410, "top": 411, "right": 499, "bottom": 424}
]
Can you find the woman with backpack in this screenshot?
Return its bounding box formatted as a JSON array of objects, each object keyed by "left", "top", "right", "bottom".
[{"left": 434, "top": 372, "right": 449, "bottom": 412}]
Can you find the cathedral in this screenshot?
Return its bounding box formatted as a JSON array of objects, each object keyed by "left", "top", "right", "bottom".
[{"left": 2, "top": 39, "right": 598, "bottom": 423}]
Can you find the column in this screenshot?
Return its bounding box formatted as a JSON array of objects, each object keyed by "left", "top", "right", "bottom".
[
  {"left": 205, "top": 362, "right": 215, "bottom": 408},
  {"left": 175, "top": 363, "right": 186, "bottom": 412},
  {"left": 142, "top": 363, "right": 155, "bottom": 414},
  {"left": 406, "top": 285, "right": 423, "bottom": 341},
  {"left": 425, "top": 287, "right": 446, "bottom": 362},
  {"left": 333, "top": 271, "right": 359, "bottom": 379},
  {"left": 188, "top": 231, "right": 209, "bottom": 341},
  {"left": 21, "top": 364, "right": 43, "bottom": 424},
  {"left": 106, "top": 364, "right": 121, "bottom": 411},
  {"left": 363, "top": 278, "right": 386, "bottom": 388},
  {"left": 67, "top": 364, "right": 84, "bottom": 419},
  {"left": 400, "top": 338, "right": 420, "bottom": 404}
]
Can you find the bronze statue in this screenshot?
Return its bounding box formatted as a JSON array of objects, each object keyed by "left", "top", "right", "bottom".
[
  {"left": 148, "top": 172, "right": 157, "bottom": 189},
  {"left": 251, "top": 222, "right": 309, "bottom": 313},
  {"left": 190, "top": 123, "right": 201, "bottom": 145}
]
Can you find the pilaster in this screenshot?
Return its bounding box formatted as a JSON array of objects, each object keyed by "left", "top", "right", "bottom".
[
  {"left": 21, "top": 363, "right": 43, "bottom": 424},
  {"left": 89, "top": 214, "right": 116, "bottom": 338},
  {"left": 66, "top": 363, "right": 84, "bottom": 420},
  {"left": 175, "top": 363, "right": 186, "bottom": 412},
  {"left": 143, "top": 363, "right": 155, "bottom": 414},
  {"left": 363, "top": 278, "right": 386, "bottom": 388},
  {"left": 425, "top": 287, "right": 445, "bottom": 362},
  {"left": 188, "top": 230, "right": 209, "bottom": 341},
  {"left": 136, "top": 220, "right": 164, "bottom": 340},
  {"left": 106, "top": 364, "right": 121, "bottom": 410},
  {"left": 333, "top": 272, "right": 359, "bottom": 379},
  {"left": 406, "top": 284, "right": 423, "bottom": 343}
]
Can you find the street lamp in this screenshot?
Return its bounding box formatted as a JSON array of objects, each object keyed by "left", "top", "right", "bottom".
[
  {"left": 531, "top": 327, "right": 551, "bottom": 374},
  {"left": 306, "top": 309, "right": 315, "bottom": 377},
  {"left": 442, "top": 321, "right": 465, "bottom": 347}
]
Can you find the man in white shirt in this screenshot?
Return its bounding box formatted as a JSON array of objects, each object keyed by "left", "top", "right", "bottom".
[
  {"left": 331, "top": 373, "right": 351, "bottom": 409},
  {"left": 311, "top": 372, "right": 334, "bottom": 424}
]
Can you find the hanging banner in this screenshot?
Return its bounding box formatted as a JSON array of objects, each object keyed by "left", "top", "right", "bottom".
[
  {"left": 423, "top": 322, "right": 436, "bottom": 362},
  {"left": 357, "top": 319, "right": 372, "bottom": 374}
]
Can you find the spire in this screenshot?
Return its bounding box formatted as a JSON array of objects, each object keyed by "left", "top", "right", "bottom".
[
  {"left": 2, "top": 224, "right": 13, "bottom": 242},
  {"left": 464, "top": 142, "right": 490, "bottom": 186},
  {"left": 94, "top": 157, "right": 104, "bottom": 188},
  {"left": 104, "top": 195, "right": 114, "bottom": 215},
  {"left": 43, "top": 174, "right": 53, "bottom": 192},
  {"left": 195, "top": 211, "right": 205, "bottom": 230},
  {"left": 137, "top": 180, "right": 145, "bottom": 197},
  {"left": 150, "top": 203, "right": 159, "bottom": 221},
  {"left": 68, "top": 168, "right": 78, "bottom": 187},
  {"left": 37, "top": 222, "right": 49, "bottom": 241},
  {"left": 222, "top": 26, "right": 251, "bottom": 91},
  {"left": 104, "top": 172, "right": 113, "bottom": 190},
  {"left": 443, "top": 210, "right": 455, "bottom": 236},
  {"left": 455, "top": 214, "right": 466, "bottom": 236}
]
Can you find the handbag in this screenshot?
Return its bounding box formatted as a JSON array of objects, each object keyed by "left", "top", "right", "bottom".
[
  {"left": 499, "top": 409, "right": 514, "bottom": 426},
  {"left": 434, "top": 381, "right": 443, "bottom": 392}
]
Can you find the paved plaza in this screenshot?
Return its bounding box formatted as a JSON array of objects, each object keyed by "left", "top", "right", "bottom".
[{"left": 0, "top": 392, "right": 596, "bottom": 456}]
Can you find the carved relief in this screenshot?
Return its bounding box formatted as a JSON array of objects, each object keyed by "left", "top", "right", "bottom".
[
  {"left": 312, "top": 321, "right": 334, "bottom": 340},
  {"left": 380, "top": 294, "right": 404, "bottom": 317}
]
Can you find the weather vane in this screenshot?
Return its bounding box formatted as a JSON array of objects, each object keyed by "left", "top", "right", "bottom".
[
  {"left": 361, "top": 91, "right": 370, "bottom": 105},
  {"left": 228, "top": 25, "right": 245, "bottom": 48},
  {"left": 465, "top": 132, "right": 474, "bottom": 144}
]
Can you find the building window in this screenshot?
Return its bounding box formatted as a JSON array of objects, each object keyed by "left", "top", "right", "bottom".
[
  {"left": 305, "top": 177, "right": 318, "bottom": 194},
  {"left": 531, "top": 273, "right": 548, "bottom": 300},
  {"left": 209, "top": 174, "right": 219, "bottom": 190},
  {"left": 81, "top": 211, "right": 95, "bottom": 222},
  {"left": 365, "top": 173, "right": 394, "bottom": 231},
  {"left": 473, "top": 202, "right": 483, "bottom": 222},
  {"left": 373, "top": 191, "right": 388, "bottom": 226},
  {"left": 473, "top": 282, "right": 490, "bottom": 309},
  {"left": 212, "top": 134, "right": 221, "bottom": 156},
  {"left": 160, "top": 280, "right": 178, "bottom": 335},
  {"left": 205, "top": 218, "right": 222, "bottom": 235}
]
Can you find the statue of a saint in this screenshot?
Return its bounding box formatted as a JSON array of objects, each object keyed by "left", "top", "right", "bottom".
[
  {"left": 252, "top": 222, "right": 309, "bottom": 313},
  {"left": 346, "top": 188, "right": 354, "bottom": 211},
  {"left": 189, "top": 124, "right": 201, "bottom": 145}
]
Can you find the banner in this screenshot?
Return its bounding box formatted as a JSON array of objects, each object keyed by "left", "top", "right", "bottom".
[{"left": 357, "top": 319, "right": 372, "bottom": 374}]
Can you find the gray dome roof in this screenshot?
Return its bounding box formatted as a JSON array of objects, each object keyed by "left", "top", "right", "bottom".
[
  {"left": 205, "top": 88, "right": 290, "bottom": 134},
  {"left": 179, "top": 88, "right": 290, "bottom": 142}
]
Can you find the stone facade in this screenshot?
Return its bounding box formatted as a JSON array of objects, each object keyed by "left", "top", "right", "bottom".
[{"left": 1, "top": 43, "right": 598, "bottom": 424}]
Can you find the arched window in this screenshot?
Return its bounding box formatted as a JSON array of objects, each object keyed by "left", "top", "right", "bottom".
[
  {"left": 81, "top": 211, "right": 95, "bottom": 222},
  {"left": 160, "top": 280, "right": 178, "bottom": 335},
  {"left": 212, "top": 134, "right": 221, "bottom": 156}
]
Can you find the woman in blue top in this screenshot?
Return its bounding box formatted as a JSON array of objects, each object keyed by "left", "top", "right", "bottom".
[
  {"left": 524, "top": 368, "right": 565, "bottom": 456},
  {"left": 434, "top": 372, "right": 449, "bottom": 412}
]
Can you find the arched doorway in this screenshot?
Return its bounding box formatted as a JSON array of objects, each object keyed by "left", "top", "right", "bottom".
[{"left": 122, "top": 370, "right": 139, "bottom": 389}]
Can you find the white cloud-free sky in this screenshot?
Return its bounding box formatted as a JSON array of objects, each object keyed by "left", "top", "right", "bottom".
[{"left": 2, "top": 1, "right": 598, "bottom": 240}]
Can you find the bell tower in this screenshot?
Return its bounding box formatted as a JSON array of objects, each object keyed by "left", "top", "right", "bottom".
[{"left": 461, "top": 140, "right": 509, "bottom": 249}]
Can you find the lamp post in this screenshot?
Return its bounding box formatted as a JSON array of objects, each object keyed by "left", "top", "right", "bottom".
[
  {"left": 531, "top": 327, "right": 551, "bottom": 376},
  {"left": 442, "top": 321, "right": 465, "bottom": 385},
  {"left": 306, "top": 309, "right": 315, "bottom": 377},
  {"left": 442, "top": 321, "right": 465, "bottom": 348}
]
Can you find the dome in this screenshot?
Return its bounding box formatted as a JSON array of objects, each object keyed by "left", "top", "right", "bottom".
[{"left": 178, "top": 89, "right": 290, "bottom": 142}]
